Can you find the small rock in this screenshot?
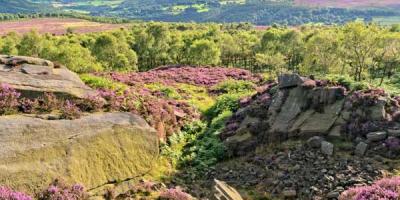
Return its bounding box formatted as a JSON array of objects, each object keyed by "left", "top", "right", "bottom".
[
  {"left": 321, "top": 141, "right": 334, "bottom": 156},
  {"left": 278, "top": 74, "right": 305, "bottom": 88},
  {"left": 282, "top": 189, "right": 297, "bottom": 198},
  {"left": 327, "top": 191, "right": 340, "bottom": 199},
  {"left": 307, "top": 136, "right": 323, "bottom": 148},
  {"left": 388, "top": 129, "right": 400, "bottom": 137},
  {"left": 214, "top": 179, "right": 243, "bottom": 200},
  {"left": 367, "top": 131, "right": 387, "bottom": 142},
  {"left": 355, "top": 142, "right": 368, "bottom": 156}
]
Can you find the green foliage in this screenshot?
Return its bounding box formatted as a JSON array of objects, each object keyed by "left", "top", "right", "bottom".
[
  {"left": 50, "top": 41, "right": 103, "bottom": 73},
  {"left": 189, "top": 39, "right": 221, "bottom": 65},
  {"left": 145, "top": 83, "right": 182, "bottom": 100},
  {"left": 205, "top": 93, "right": 242, "bottom": 120},
  {"left": 91, "top": 33, "right": 138, "bottom": 71},
  {"left": 326, "top": 74, "right": 370, "bottom": 91},
  {"left": 80, "top": 74, "right": 128, "bottom": 92},
  {"left": 0, "top": 20, "right": 398, "bottom": 93},
  {"left": 176, "top": 83, "right": 215, "bottom": 114},
  {"left": 212, "top": 79, "right": 256, "bottom": 94},
  {"left": 18, "top": 30, "right": 42, "bottom": 57}
]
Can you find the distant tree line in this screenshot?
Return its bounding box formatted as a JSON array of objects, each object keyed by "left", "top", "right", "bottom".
[
  {"left": 0, "top": 22, "right": 399, "bottom": 85},
  {"left": 0, "top": 12, "right": 133, "bottom": 24}
]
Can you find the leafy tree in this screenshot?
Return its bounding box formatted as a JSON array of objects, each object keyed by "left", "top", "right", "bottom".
[
  {"left": 18, "top": 30, "right": 43, "bottom": 57},
  {"left": 303, "top": 29, "right": 343, "bottom": 75},
  {"left": 92, "top": 33, "right": 137, "bottom": 71},
  {"left": 342, "top": 22, "right": 381, "bottom": 81},
  {"left": 189, "top": 39, "right": 221, "bottom": 65}
]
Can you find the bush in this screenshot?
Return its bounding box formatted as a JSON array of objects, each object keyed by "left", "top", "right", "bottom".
[
  {"left": 60, "top": 100, "right": 82, "bottom": 120},
  {"left": 0, "top": 83, "right": 20, "bottom": 115},
  {"left": 339, "top": 177, "right": 400, "bottom": 200},
  {"left": 326, "top": 74, "right": 370, "bottom": 91},
  {"left": 205, "top": 93, "right": 242, "bottom": 120},
  {"left": 145, "top": 83, "right": 182, "bottom": 100},
  {"left": 80, "top": 74, "right": 128, "bottom": 93},
  {"left": 159, "top": 188, "right": 192, "bottom": 200},
  {"left": 0, "top": 186, "right": 32, "bottom": 200},
  {"left": 211, "top": 79, "right": 256, "bottom": 94},
  {"left": 38, "top": 179, "right": 87, "bottom": 200}
]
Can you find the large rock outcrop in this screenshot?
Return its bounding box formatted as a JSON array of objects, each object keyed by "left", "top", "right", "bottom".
[
  {"left": 0, "top": 55, "right": 95, "bottom": 98},
  {"left": 0, "top": 112, "right": 159, "bottom": 194},
  {"left": 223, "top": 74, "right": 400, "bottom": 156}
]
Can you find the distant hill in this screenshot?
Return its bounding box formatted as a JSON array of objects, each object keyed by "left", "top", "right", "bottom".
[{"left": 2, "top": 0, "right": 400, "bottom": 25}]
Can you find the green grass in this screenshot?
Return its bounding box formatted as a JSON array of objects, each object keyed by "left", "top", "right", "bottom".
[
  {"left": 145, "top": 83, "right": 182, "bottom": 100},
  {"left": 176, "top": 83, "right": 216, "bottom": 113},
  {"left": 80, "top": 74, "right": 128, "bottom": 92}
]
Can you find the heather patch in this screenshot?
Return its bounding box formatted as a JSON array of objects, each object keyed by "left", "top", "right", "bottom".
[
  {"left": 0, "top": 186, "right": 32, "bottom": 200},
  {"left": 104, "top": 66, "right": 262, "bottom": 88},
  {"left": 339, "top": 177, "right": 400, "bottom": 200}
]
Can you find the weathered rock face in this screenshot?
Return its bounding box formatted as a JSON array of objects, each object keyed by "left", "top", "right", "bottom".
[
  {"left": 0, "top": 112, "right": 158, "bottom": 194},
  {"left": 0, "top": 55, "right": 95, "bottom": 98},
  {"left": 223, "top": 74, "right": 400, "bottom": 156},
  {"left": 214, "top": 179, "right": 243, "bottom": 200}
]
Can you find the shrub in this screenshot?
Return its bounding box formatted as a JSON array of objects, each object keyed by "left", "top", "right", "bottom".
[
  {"left": 159, "top": 188, "right": 192, "bottom": 200},
  {"left": 339, "top": 177, "right": 400, "bottom": 200},
  {"left": 211, "top": 79, "right": 256, "bottom": 94},
  {"left": 326, "top": 74, "right": 370, "bottom": 91},
  {"left": 0, "top": 83, "right": 20, "bottom": 115},
  {"left": 80, "top": 74, "right": 128, "bottom": 93},
  {"left": 76, "top": 93, "right": 105, "bottom": 113},
  {"left": 145, "top": 83, "right": 182, "bottom": 100},
  {"left": 60, "top": 100, "right": 82, "bottom": 120},
  {"left": 326, "top": 74, "right": 354, "bottom": 89},
  {"left": 0, "top": 186, "right": 32, "bottom": 200},
  {"left": 18, "top": 98, "right": 39, "bottom": 114},
  {"left": 209, "top": 110, "right": 233, "bottom": 132},
  {"left": 205, "top": 93, "right": 242, "bottom": 120},
  {"left": 36, "top": 93, "right": 60, "bottom": 113},
  {"left": 38, "top": 179, "right": 87, "bottom": 200}
]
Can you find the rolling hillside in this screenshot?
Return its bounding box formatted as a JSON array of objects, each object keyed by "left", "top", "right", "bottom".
[{"left": 2, "top": 0, "right": 400, "bottom": 25}]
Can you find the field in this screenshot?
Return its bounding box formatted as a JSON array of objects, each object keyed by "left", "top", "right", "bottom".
[
  {"left": 0, "top": 18, "right": 127, "bottom": 35},
  {"left": 294, "top": 0, "right": 400, "bottom": 7}
]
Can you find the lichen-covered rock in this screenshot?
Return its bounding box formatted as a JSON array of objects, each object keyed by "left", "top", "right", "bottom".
[
  {"left": 278, "top": 74, "right": 305, "bottom": 89},
  {"left": 214, "top": 179, "right": 243, "bottom": 200},
  {"left": 0, "top": 55, "right": 95, "bottom": 99},
  {"left": 321, "top": 141, "right": 334, "bottom": 156},
  {"left": 355, "top": 142, "right": 368, "bottom": 156},
  {"left": 0, "top": 112, "right": 158, "bottom": 194},
  {"left": 366, "top": 131, "right": 387, "bottom": 142},
  {"left": 222, "top": 74, "right": 400, "bottom": 157}
]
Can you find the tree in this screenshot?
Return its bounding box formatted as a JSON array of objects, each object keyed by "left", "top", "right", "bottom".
[
  {"left": 18, "top": 30, "right": 43, "bottom": 57},
  {"left": 0, "top": 32, "right": 19, "bottom": 55},
  {"left": 92, "top": 33, "right": 138, "bottom": 71},
  {"left": 302, "top": 29, "right": 343, "bottom": 75},
  {"left": 188, "top": 39, "right": 221, "bottom": 66},
  {"left": 342, "top": 22, "right": 381, "bottom": 81},
  {"left": 133, "top": 23, "right": 171, "bottom": 70}
]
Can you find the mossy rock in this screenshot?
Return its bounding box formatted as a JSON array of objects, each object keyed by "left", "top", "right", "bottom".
[{"left": 0, "top": 112, "right": 158, "bottom": 194}]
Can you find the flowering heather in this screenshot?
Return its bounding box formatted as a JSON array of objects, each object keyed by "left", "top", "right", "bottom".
[
  {"left": 60, "top": 100, "right": 82, "bottom": 120},
  {"left": 159, "top": 188, "right": 193, "bottom": 200},
  {"left": 0, "top": 186, "right": 32, "bottom": 200},
  {"left": 38, "top": 179, "right": 87, "bottom": 200},
  {"left": 18, "top": 98, "right": 40, "bottom": 114},
  {"left": 0, "top": 83, "right": 20, "bottom": 115},
  {"left": 104, "top": 66, "right": 262, "bottom": 88},
  {"left": 339, "top": 177, "right": 400, "bottom": 200}
]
